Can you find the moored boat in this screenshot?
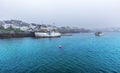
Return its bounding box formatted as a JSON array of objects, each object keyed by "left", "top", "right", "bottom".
[
  {"left": 34, "top": 32, "right": 61, "bottom": 38},
  {"left": 95, "top": 32, "right": 104, "bottom": 36}
]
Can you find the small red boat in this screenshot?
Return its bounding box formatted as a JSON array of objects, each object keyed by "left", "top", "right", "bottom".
[{"left": 58, "top": 45, "right": 62, "bottom": 48}]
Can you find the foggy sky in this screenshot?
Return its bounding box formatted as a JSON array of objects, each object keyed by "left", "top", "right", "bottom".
[{"left": 0, "top": 0, "right": 120, "bottom": 29}]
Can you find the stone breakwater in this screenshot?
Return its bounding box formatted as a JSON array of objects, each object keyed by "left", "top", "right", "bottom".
[{"left": 0, "top": 32, "right": 35, "bottom": 38}]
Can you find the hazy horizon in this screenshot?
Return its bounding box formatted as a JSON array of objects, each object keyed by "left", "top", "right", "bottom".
[{"left": 0, "top": 0, "right": 120, "bottom": 29}]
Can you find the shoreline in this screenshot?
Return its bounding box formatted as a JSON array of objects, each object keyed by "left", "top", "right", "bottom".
[
  {"left": 0, "top": 32, "right": 72, "bottom": 39},
  {"left": 0, "top": 32, "right": 92, "bottom": 39},
  {"left": 0, "top": 32, "right": 62, "bottom": 39}
]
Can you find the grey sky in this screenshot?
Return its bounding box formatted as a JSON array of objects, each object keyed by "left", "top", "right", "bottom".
[{"left": 0, "top": 0, "right": 120, "bottom": 29}]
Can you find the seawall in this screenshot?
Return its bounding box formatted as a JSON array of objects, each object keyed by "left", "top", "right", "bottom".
[{"left": 0, "top": 32, "right": 35, "bottom": 38}]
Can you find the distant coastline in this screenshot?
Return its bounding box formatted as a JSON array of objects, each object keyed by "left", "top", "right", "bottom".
[
  {"left": 1, "top": 20, "right": 120, "bottom": 38},
  {"left": 0, "top": 19, "right": 91, "bottom": 38}
]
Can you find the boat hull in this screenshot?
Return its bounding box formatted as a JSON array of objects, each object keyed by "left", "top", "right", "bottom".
[{"left": 34, "top": 32, "right": 61, "bottom": 38}]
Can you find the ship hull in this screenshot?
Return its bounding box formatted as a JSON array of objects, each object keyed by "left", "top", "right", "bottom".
[{"left": 34, "top": 32, "right": 61, "bottom": 38}]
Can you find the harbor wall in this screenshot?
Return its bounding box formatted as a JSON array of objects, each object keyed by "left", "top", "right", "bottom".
[{"left": 0, "top": 32, "right": 35, "bottom": 38}]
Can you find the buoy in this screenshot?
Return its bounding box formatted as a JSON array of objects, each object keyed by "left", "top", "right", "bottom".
[{"left": 58, "top": 45, "right": 62, "bottom": 48}]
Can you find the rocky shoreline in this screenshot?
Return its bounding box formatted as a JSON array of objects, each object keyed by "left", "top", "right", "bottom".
[{"left": 0, "top": 32, "right": 62, "bottom": 39}]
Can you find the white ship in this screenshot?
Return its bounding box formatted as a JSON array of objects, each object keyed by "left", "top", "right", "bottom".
[
  {"left": 95, "top": 32, "right": 104, "bottom": 36},
  {"left": 35, "top": 31, "right": 61, "bottom": 38}
]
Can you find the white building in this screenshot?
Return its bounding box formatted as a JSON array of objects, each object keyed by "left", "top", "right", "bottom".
[
  {"left": 2, "top": 24, "right": 12, "bottom": 29},
  {"left": 2, "top": 23, "right": 30, "bottom": 31},
  {"left": 29, "top": 24, "right": 36, "bottom": 29},
  {"left": 2, "top": 24, "right": 20, "bottom": 29},
  {"left": 19, "top": 26, "right": 29, "bottom": 31},
  {"left": 11, "top": 24, "right": 20, "bottom": 29}
]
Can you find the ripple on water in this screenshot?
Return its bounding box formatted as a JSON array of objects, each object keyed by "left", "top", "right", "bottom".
[
  {"left": 0, "top": 33, "right": 120, "bottom": 73},
  {"left": 96, "top": 68, "right": 118, "bottom": 73}
]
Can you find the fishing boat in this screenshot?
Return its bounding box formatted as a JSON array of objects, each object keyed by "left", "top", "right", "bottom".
[
  {"left": 34, "top": 31, "right": 61, "bottom": 38},
  {"left": 95, "top": 32, "right": 104, "bottom": 36}
]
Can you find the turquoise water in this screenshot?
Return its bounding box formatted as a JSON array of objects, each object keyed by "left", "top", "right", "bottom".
[{"left": 0, "top": 32, "right": 120, "bottom": 73}]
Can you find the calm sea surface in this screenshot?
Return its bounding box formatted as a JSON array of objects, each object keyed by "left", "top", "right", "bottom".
[{"left": 0, "top": 32, "right": 120, "bottom": 73}]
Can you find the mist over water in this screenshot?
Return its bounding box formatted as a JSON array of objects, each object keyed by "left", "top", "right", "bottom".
[{"left": 0, "top": 0, "right": 120, "bottom": 28}]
